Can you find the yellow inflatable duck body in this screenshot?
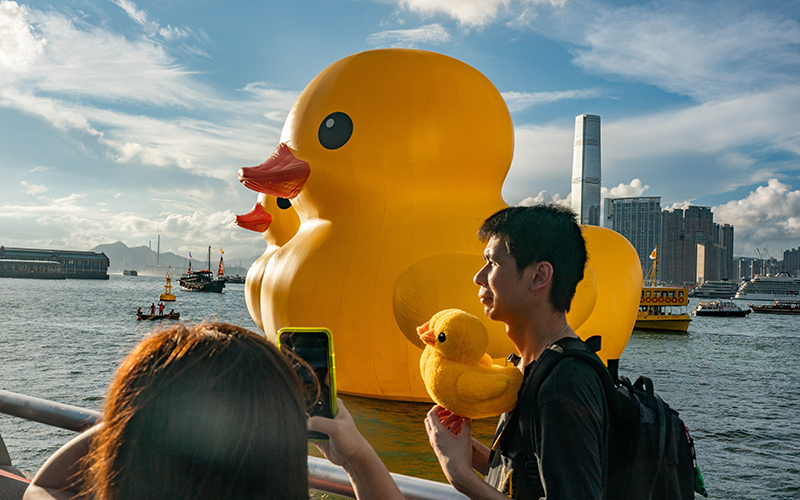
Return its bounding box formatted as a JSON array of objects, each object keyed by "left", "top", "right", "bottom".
[
  {"left": 237, "top": 49, "right": 516, "bottom": 401},
  {"left": 237, "top": 193, "right": 300, "bottom": 331},
  {"left": 418, "top": 309, "right": 522, "bottom": 419},
  {"left": 236, "top": 49, "right": 644, "bottom": 402}
]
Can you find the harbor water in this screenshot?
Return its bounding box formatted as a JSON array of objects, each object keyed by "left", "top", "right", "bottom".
[{"left": 0, "top": 276, "right": 798, "bottom": 499}]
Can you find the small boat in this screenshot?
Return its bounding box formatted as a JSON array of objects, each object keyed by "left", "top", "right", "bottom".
[
  {"left": 749, "top": 300, "right": 800, "bottom": 315},
  {"left": 122, "top": 269, "right": 138, "bottom": 276},
  {"left": 223, "top": 275, "right": 245, "bottom": 284},
  {"left": 693, "top": 300, "right": 750, "bottom": 317},
  {"left": 137, "top": 311, "right": 180, "bottom": 321}
]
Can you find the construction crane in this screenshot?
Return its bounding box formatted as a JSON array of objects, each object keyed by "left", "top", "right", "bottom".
[{"left": 754, "top": 246, "right": 771, "bottom": 260}]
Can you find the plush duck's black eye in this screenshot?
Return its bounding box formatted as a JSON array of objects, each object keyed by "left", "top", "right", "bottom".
[
  {"left": 276, "top": 197, "right": 292, "bottom": 210},
  {"left": 318, "top": 112, "right": 353, "bottom": 150},
  {"left": 438, "top": 332, "right": 447, "bottom": 343}
]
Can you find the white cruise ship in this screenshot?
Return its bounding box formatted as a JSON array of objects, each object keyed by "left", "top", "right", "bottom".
[
  {"left": 689, "top": 280, "right": 739, "bottom": 298},
  {"left": 734, "top": 273, "right": 800, "bottom": 301}
]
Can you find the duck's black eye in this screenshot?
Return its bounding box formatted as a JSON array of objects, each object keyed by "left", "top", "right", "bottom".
[
  {"left": 438, "top": 332, "right": 447, "bottom": 343},
  {"left": 318, "top": 112, "right": 353, "bottom": 150},
  {"left": 276, "top": 198, "right": 292, "bottom": 210}
]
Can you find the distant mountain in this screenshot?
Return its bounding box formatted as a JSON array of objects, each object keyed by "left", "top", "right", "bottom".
[{"left": 91, "top": 241, "right": 260, "bottom": 276}]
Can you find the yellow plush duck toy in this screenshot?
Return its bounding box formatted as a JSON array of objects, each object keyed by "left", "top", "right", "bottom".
[{"left": 418, "top": 309, "right": 523, "bottom": 419}]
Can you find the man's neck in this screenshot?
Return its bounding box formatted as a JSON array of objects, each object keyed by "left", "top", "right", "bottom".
[{"left": 507, "top": 308, "right": 577, "bottom": 369}]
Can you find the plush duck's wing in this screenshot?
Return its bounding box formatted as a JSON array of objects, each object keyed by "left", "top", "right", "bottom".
[{"left": 456, "top": 370, "right": 511, "bottom": 402}]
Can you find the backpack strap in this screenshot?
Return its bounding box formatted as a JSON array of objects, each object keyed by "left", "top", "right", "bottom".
[{"left": 514, "top": 336, "right": 615, "bottom": 482}]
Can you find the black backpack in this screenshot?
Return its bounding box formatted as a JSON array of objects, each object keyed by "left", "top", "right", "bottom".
[{"left": 517, "top": 337, "right": 708, "bottom": 500}]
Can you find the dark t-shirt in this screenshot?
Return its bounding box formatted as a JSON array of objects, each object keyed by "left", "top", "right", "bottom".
[{"left": 485, "top": 337, "right": 608, "bottom": 499}]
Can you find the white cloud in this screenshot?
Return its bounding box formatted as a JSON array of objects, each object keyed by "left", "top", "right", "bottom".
[
  {"left": 517, "top": 190, "right": 569, "bottom": 207},
  {"left": 29, "top": 166, "right": 50, "bottom": 172},
  {"left": 602, "top": 179, "right": 649, "bottom": 199},
  {"left": 112, "top": 0, "right": 190, "bottom": 41},
  {"left": 503, "top": 123, "right": 572, "bottom": 204},
  {"left": 0, "top": 193, "right": 260, "bottom": 257},
  {"left": 502, "top": 89, "right": 604, "bottom": 112},
  {"left": 395, "top": 0, "right": 565, "bottom": 28},
  {"left": 713, "top": 179, "right": 800, "bottom": 255},
  {"left": 572, "top": 2, "right": 800, "bottom": 101},
  {"left": 20, "top": 180, "right": 46, "bottom": 195},
  {"left": 0, "top": 5, "right": 295, "bottom": 182},
  {"left": 367, "top": 23, "right": 451, "bottom": 47},
  {"left": 0, "top": 1, "right": 45, "bottom": 74}
]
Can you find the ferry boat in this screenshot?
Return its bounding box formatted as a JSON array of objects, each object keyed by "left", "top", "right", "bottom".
[
  {"left": 179, "top": 269, "right": 226, "bottom": 293},
  {"left": 749, "top": 300, "right": 800, "bottom": 315},
  {"left": 689, "top": 280, "right": 738, "bottom": 298},
  {"left": 179, "top": 247, "right": 225, "bottom": 293},
  {"left": 734, "top": 273, "right": 800, "bottom": 301},
  {"left": 634, "top": 247, "right": 692, "bottom": 332},
  {"left": 122, "top": 269, "right": 138, "bottom": 276},
  {"left": 693, "top": 300, "right": 750, "bottom": 317}
]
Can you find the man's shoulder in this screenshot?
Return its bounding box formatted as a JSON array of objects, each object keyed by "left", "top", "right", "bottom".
[{"left": 532, "top": 340, "right": 605, "bottom": 408}]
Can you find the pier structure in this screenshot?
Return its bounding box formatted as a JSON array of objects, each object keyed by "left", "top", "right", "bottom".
[{"left": 0, "top": 246, "right": 109, "bottom": 279}]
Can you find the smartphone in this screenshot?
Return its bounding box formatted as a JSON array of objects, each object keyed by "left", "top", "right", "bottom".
[{"left": 277, "top": 327, "right": 337, "bottom": 440}]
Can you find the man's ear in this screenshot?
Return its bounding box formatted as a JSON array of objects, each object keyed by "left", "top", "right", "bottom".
[{"left": 529, "top": 261, "right": 553, "bottom": 291}]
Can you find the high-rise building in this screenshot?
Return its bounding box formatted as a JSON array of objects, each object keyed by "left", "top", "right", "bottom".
[
  {"left": 604, "top": 196, "right": 662, "bottom": 275},
  {"left": 659, "top": 206, "right": 734, "bottom": 285},
  {"left": 571, "top": 114, "right": 601, "bottom": 226},
  {"left": 783, "top": 247, "right": 800, "bottom": 276}
]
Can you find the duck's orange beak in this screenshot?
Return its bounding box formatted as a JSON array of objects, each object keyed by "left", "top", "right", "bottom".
[
  {"left": 417, "top": 321, "right": 436, "bottom": 347},
  {"left": 235, "top": 203, "right": 273, "bottom": 232},
  {"left": 236, "top": 143, "right": 310, "bottom": 233},
  {"left": 238, "top": 143, "right": 310, "bottom": 199}
]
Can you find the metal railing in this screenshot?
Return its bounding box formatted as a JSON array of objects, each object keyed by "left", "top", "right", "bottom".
[{"left": 0, "top": 389, "right": 466, "bottom": 500}]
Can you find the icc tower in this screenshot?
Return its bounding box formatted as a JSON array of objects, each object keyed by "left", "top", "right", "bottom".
[{"left": 571, "top": 114, "right": 601, "bottom": 226}]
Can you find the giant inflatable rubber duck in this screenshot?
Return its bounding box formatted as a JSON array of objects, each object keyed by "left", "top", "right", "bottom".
[{"left": 236, "top": 49, "right": 642, "bottom": 401}]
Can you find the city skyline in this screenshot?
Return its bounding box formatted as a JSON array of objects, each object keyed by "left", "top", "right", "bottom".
[{"left": 1, "top": 0, "right": 800, "bottom": 259}]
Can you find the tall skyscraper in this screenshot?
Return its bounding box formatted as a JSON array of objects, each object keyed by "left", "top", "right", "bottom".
[
  {"left": 571, "top": 114, "right": 601, "bottom": 226},
  {"left": 604, "top": 196, "right": 662, "bottom": 275},
  {"left": 659, "top": 206, "right": 733, "bottom": 285}
]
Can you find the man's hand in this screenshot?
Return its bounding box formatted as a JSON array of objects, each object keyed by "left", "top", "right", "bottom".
[
  {"left": 424, "top": 405, "right": 475, "bottom": 486},
  {"left": 425, "top": 405, "right": 508, "bottom": 500}
]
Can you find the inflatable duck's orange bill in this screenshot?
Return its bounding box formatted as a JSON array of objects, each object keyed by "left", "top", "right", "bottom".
[
  {"left": 237, "top": 143, "right": 310, "bottom": 232},
  {"left": 235, "top": 203, "right": 273, "bottom": 233}
]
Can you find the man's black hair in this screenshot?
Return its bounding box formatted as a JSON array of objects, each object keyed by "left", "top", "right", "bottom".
[{"left": 478, "top": 204, "right": 587, "bottom": 312}]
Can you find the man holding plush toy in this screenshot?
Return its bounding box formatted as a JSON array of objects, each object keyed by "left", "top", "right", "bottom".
[{"left": 424, "top": 205, "right": 607, "bottom": 500}]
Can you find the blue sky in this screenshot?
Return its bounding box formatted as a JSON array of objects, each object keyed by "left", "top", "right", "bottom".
[{"left": 1, "top": 0, "right": 799, "bottom": 260}]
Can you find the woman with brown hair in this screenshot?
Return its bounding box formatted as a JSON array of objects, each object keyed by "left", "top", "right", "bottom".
[{"left": 23, "top": 322, "right": 404, "bottom": 500}]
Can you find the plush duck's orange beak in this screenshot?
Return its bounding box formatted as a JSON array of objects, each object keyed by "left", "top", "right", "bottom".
[
  {"left": 236, "top": 143, "right": 310, "bottom": 232},
  {"left": 417, "top": 321, "right": 436, "bottom": 347}
]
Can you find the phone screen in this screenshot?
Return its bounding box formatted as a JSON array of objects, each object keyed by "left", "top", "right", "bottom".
[{"left": 277, "top": 328, "right": 336, "bottom": 440}]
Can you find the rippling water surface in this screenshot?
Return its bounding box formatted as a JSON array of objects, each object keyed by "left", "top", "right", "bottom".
[{"left": 1, "top": 276, "right": 798, "bottom": 499}]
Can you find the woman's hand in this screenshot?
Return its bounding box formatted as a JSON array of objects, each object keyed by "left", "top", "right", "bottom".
[{"left": 308, "top": 398, "right": 371, "bottom": 468}]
